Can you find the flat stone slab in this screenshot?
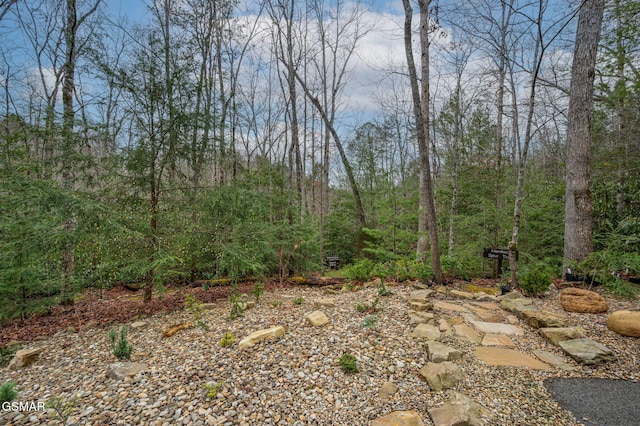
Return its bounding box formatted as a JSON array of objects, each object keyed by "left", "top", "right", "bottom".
[
  {"left": 313, "top": 298, "right": 335, "bottom": 308},
  {"left": 419, "top": 361, "right": 464, "bottom": 392},
  {"left": 481, "top": 334, "right": 515, "bottom": 347},
  {"left": 435, "top": 301, "right": 469, "bottom": 313},
  {"left": 371, "top": 410, "right": 425, "bottom": 426},
  {"left": 475, "top": 347, "right": 551, "bottom": 370},
  {"left": 500, "top": 298, "right": 535, "bottom": 317},
  {"left": 539, "top": 327, "right": 586, "bottom": 346},
  {"left": 467, "top": 306, "right": 505, "bottom": 323},
  {"left": 428, "top": 392, "right": 486, "bottom": 426},
  {"left": 532, "top": 350, "right": 577, "bottom": 371},
  {"left": 521, "top": 309, "right": 565, "bottom": 329},
  {"left": 410, "top": 289, "right": 434, "bottom": 302},
  {"left": 408, "top": 310, "right": 435, "bottom": 325},
  {"left": 106, "top": 362, "right": 148, "bottom": 380},
  {"left": 130, "top": 321, "right": 148, "bottom": 329},
  {"left": 426, "top": 341, "right": 462, "bottom": 363},
  {"left": 305, "top": 310, "right": 329, "bottom": 326},
  {"left": 409, "top": 301, "right": 434, "bottom": 312},
  {"left": 378, "top": 381, "right": 400, "bottom": 400},
  {"left": 469, "top": 301, "right": 502, "bottom": 311},
  {"left": 411, "top": 323, "right": 441, "bottom": 340},
  {"left": 470, "top": 321, "right": 524, "bottom": 336},
  {"left": 558, "top": 338, "right": 617, "bottom": 365},
  {"left": 453, "top": 324, "right": 482, "bottom": 343},
  {"left": 450, "top": 289, "right": 474, "bottom": 300},
  {"left": 238, "top": 326, "right": 286, "bottom": 350}
]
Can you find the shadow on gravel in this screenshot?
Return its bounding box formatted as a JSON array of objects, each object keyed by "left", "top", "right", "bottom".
[{"left": 544, "top": 378, "right": 640, "bottom": 426}]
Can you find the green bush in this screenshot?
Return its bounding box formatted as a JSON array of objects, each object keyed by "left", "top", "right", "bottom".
[
  {"left": 518, "top": 263, "right": 554, "bottom": 296},
  {"left": 293, "top": 297, "right": 305, "bottom": 305},
  {"left": 0, "top": 382, "right": 18, "bottom": 404},
  {"left": 343, "top": 258, "right": 381, "bottom": 281},
  {"left": 360, "top": 315, "right": 379, "bottom": 329},
  {"left": 339, "top": 353, "right": 358, "bottom": 374},
  {"left": 219, "top": 333, "right": 235, "bottom": 347},
  {"left": 107, "top": 326, "right": 133, "bottom": 360}
]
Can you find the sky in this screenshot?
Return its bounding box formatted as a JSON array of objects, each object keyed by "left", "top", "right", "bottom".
[{"left": 1, "top": 0, "right": 578, "bottom": 141}]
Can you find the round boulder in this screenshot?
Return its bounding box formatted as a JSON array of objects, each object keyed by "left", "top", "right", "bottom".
[
  {"left": 607, "top": 311, "right": 640, "bottom": 337},
  {"left": 559, "top": 288, "right": 608, "bottom": 314}
]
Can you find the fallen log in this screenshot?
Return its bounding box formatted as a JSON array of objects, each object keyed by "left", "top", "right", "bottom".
[{"left": 289, "top": 276, "right": 347, "bottom": 286}]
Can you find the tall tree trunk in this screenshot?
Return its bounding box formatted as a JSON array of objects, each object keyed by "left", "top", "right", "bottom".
[
  {"left": 403, "top": 0, "right": 442, "bottom": 282},
  {"left": 509, "top": 1, "right": 545, "bottom": 286},
  {"left": 564, "top": 0, "right": 605, "bottom": 269},
  {"left": 60, "top": 0, "right": 100, "bottom": 302}
]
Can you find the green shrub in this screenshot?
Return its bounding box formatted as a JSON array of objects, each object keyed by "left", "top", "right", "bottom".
[
  {"left": 203, "top": 381, "right": 224, "bottom": 398},
  {"left": 293, "top": 297, "right": 305, "bottom": 305},
  {"left": 343, "top": 258, "right": 380, "bottom": 281},
  {"left": 252, "top": 281, "right": 265, "bottom": 303},
  {"left": 518, "top": 263, "right": 554, "bottom": 296},
  {"left": 46, "top": 394, "right": 78, "bottom": 424},
  {"left": 0, "top": 382, "right": 18, "bottom": 404},
  {"left": 360, "top": 315, "right": 379, "bottom": 329},
  {"left": 339, "top": 353, "right": 358, "bottom": 374},
  {"left": 377, "top": 279, "right": 394, "bottom": 297},
  {"left": 185, "top": 294, "right": 210, "bottom": 331},
  {"left": 219, "top": 332, "right": 235, "bottom": 347},
  {"left": 107, "top": 326, "right": 133, "bottom": 360}
]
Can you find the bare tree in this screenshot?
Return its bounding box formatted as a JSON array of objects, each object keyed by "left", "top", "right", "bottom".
[
  {"left": 564, "top": 0, "right": 606, "bottom": 268},
  {"left": 402, "top": 0, "right": 442, "bottom": 281}
]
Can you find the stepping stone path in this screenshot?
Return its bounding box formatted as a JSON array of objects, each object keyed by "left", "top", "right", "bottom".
[{"left": 370, "top": 284, "right": 619, "bottom": 425}]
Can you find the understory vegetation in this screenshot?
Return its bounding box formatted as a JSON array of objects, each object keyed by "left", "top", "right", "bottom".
[{"left": 1, "top": 0, "right": 639, "bottom": 323}]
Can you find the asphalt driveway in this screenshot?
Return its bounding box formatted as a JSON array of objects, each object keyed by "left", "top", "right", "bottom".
[{"left": 544, "top": 378, "right": 640, "bottom": 426}]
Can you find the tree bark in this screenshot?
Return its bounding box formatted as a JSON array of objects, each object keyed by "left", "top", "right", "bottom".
[
  {"left": 563, "top": 0, "right": 605, "bottom": 270},
  {"left": 402, "top": 0, "right": 442, "bottom": 282},
  {"left": 418, "top": 0, "right": 443, "bottom": 282}
]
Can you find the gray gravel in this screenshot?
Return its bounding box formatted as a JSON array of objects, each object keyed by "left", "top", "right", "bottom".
[{"left": 1, "top": 283, "right": 639, "bottom": 425}]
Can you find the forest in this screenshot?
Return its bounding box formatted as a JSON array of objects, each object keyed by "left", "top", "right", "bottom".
[{"left": 0, "top": 0, "right": 639, "bottom": 322}]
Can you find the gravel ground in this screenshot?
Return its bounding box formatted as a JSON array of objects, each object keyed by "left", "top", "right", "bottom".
[{"left": 1, "top": 283, "right": 639, "bottom": 426}]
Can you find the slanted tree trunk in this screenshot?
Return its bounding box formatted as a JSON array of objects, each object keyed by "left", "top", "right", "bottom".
[{"left": 564, "top": 0, "right": 605, "bottom": 270}]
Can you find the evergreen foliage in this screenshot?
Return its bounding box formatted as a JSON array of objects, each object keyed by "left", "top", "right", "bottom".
[
  {"left": 108, "top": 326, "right": 134, "bottom": 361},
  {"left": 0, "top": 382, "right": 18, "bottom": 404}
]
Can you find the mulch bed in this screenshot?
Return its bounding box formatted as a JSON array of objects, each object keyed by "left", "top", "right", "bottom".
[{"left": 0, "top": 280, "right": 293, "bottom": 347}]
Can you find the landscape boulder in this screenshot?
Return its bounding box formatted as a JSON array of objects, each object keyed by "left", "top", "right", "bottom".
[
  {"left": 539, "top": 327, "right": 586, "bottom": 346},
  {"left": 305, "top": 310, "right": 329, "bottom": 327},
  {"left": 558, "top": 338, "right": 617, "bottom": 365},
  {"left": 521, "top": 310, "right": 565, "bottom": 329},
  {"left": 559, "top": 288, "right": 608, "bottom": 313},
  {"left": 238, "top": 326, "right": 286, "bottom": 350},
  {"left": 411, "top": 323, "right": 441, "bottom": 340},
  {"left": 428, "top": 392, "right": 486, "bottom": 426},
  {"left": 607, "top": 311, "right": 640, "bottom": 337},
  {"left": 419, "top": 362, "right": 464, "bottom": 392},
  {"left": 106, "top": 362, "right": 147, "bottom": 380},
  {"left": 425, "top": 341, "right": 462, "bottom": 363},
  {"left": 371, "top": 410, "right": 425, "bottom": 426},
  {"left": 8, "top": 348, "right": 42, "bottom": 370}
]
